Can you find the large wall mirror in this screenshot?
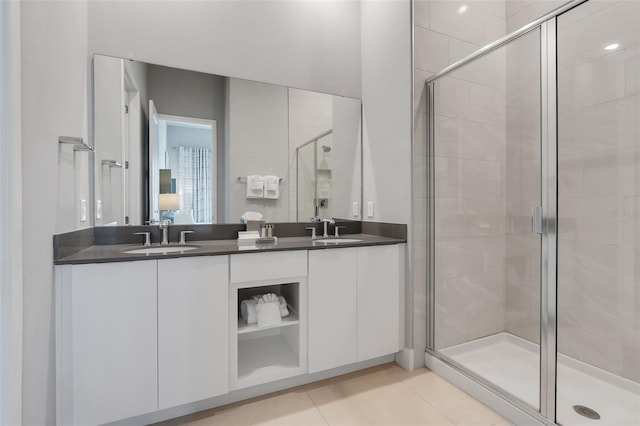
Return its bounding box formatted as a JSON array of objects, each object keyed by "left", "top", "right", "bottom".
[{"left": 93, "top": 54, "right": 362, "bottom": 226}]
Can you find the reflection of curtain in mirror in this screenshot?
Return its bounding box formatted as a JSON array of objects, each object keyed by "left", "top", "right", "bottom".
[{"left": 169, "top": 146, "right": 212, "bottom": 223}]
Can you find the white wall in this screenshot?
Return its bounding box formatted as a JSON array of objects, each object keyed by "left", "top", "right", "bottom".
[
  {"left": 506, "top": 0, "right": 567, "bottom": 32},
  {"left": 167, "top": 125, "right": 212, "bottom": 150},
  {"left": 88, "top": 0, "right": 362, "bottom": 99},
  {"left": 93, "top": 55, "right": 125, "bottom": 226},
  {"left": 227, "top": 79, "right": 289, "bottom": 222},
  {"left": 20, "top": 1, "right": 90, "bottom": 424},
  {"left": 361, "top": 0, "right": 412, "bottom": 225},
  {"left": 361, "top": 0, "right": 413, "bottom": 363},
  {"left": 331, "top": 96, "right": 362, "bottom": 221},
  {"left": 0, "top": 1, "right": 23, "bottom": 424}
]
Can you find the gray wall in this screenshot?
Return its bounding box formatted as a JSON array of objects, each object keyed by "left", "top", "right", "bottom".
[{"left": 147, "top": 65, "right": 225, "bottom": 121}]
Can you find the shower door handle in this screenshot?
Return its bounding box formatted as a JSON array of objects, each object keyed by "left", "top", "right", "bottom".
[{"left": 532, "top": 206, "right": 543, "bottom": 235}]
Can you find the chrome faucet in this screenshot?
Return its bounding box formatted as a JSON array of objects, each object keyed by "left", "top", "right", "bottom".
[
  {"left": 321, "top": 218, "right": 335, "bottom": 238},
  {"left": 159, "top": 220, "right": 171, "bottom": 245}
]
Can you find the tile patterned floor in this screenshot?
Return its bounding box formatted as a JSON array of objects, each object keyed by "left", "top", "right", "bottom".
[{"left": 155, "top": 363, "right": 509, "bottom": 426}]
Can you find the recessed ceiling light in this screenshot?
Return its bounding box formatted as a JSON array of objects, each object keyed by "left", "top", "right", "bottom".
[
  {"left": 605, "top": 43, "right": 620, "bottom": 51},
  {"left": 458, "top": 5, "right": 468, "bottom": 14}
]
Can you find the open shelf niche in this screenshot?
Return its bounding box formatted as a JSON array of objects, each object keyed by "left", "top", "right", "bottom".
[{"left": 230, "top": 279, "right": 307, "bottom": 390}]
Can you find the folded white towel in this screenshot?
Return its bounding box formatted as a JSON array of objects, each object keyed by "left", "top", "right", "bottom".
[
  {"left": 245, "top": 175, "right": 264, "bottom": 199},
  {"left": 241, "top": 211, "right": 264, "bottom": 222},
  {"left": 264, "top": 175, "right": 280, "bottom": 199},
  {"left": 241, "top": 294, "right": 289, "bottom": 325},
  {"left": 240, "top": 299, "right": 257, "bottom": 324}
]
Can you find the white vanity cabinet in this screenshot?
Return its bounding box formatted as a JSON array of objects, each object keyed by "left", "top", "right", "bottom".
[
  {"left": 307, "top": 244, "right": 403, "bottom": 373},
  {"left": 56, "top": 261, "right": 158, "bottom": 426},
  {"left": 308, "top": 247, "right": 358, "bottom": 373},
  {"left": 157, "top": 256, "right": 229, "bottom": 410},
  {"left": 357, "top": 244, "right": 402, "bottom": 361},
  {"left": 56, "top": 241, "right": 403, "bottom": 425}
]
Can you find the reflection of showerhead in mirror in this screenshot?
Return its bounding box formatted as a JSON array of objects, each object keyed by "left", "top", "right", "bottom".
[{"left": 322, "top": 145, "right": 331, "bottom": 153}]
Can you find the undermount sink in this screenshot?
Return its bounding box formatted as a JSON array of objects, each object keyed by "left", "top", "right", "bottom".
[
  {"left": 314, "top": 238, "right": 363, "bottom": 244},
  {"left": 123, "top": 245, "right": 200, "bottom": 255}
]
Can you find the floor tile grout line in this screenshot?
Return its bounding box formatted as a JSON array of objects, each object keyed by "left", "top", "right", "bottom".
[
  {"left": 388, "top": 367, "right": 507, "bottom": 426},
  {"left": 305, "top": 389, "right": 331, "bottom": 426},
  {"left": 385, "top": 369, "right": 462, "bottom": 426}
]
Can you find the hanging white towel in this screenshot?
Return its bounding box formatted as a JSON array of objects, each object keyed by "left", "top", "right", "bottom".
[
  {"left": 245, "top": 175, "right": 264, "bottom": 199},
  {"left": 264, "top": 175, "right": 280, "bottom": 199}
]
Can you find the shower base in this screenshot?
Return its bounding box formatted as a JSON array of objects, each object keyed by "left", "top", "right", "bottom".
[{"left": 440, "top": 333, "right": 640, "bottom": 426}]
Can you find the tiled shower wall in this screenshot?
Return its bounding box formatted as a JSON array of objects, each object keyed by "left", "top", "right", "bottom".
[
  {"left": 432, "top": 50, "right": 508, "bottom": 349},
  {"left": 413, "top": 0, "right": 507, "bottom": 354},
  {"left": 556, "top": 0, "right": 640, "bottom": 383}
]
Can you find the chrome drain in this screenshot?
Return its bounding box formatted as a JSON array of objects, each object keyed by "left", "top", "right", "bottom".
[{"left": 573, "top": 405, "right": 601, "bottom": 420}]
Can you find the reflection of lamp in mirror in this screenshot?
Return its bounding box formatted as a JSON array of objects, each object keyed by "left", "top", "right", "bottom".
[{"left": 159, "top": 193, "right": 180, "bottom": 223}]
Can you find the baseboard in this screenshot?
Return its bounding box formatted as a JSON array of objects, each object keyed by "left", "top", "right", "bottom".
[{"left": 394, "top": 347, "right": 414, "bottom": 371}]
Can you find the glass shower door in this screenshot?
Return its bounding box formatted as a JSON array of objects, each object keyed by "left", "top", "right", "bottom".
[
  {"left": 556, "top": 2, "right": 640, "bottom": 425},
  {"left": 430, "top": 28, "right": 543, "bottom": 411}
]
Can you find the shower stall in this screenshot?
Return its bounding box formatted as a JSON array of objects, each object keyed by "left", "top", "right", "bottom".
[
  {"left": 295, "top": 129, "right": 334, "bottom": 221},
  {"left": 425, "top": 0, "right": 640, "bottom": 424}
]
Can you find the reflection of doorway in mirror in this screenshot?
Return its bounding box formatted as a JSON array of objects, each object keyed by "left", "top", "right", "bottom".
[
  {"left": 94, "top": 55, "right": 144, "bottom": 226},
  {"left": 153, "top": 113, "right": 216, "bottom": 224}
]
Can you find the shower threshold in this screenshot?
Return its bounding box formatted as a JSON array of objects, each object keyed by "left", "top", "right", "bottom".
[{"left": 438, "top": 333, "right": 640, "bottom": 426}]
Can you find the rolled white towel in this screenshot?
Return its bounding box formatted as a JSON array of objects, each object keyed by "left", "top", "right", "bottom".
[
  {"left": 257, "top": 293, "right": 278, "bottom": 304},
  {"left": 240, "top": 299, "right": 258, "bottom": 324},
  {"left": 278, "top": 296, "right": 289, "bottom": 317}
]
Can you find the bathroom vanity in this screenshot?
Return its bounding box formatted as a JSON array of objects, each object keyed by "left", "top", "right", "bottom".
[{"left": 54, "top": 223, "right": 405, "bottom": 426}]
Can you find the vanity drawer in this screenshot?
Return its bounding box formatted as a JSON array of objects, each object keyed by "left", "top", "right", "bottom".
[{"left": 230, "top": 251, "right": 307, "bottom": 283}]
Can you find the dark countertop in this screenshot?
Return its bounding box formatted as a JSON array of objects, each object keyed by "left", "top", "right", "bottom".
[{"left": 54, "top": 233, "right": 406, "bottom": 265}]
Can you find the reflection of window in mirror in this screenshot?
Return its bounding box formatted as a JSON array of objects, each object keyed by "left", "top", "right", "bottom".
[{"left": 157, "top": 115, "right": 216, "bottom": 224}]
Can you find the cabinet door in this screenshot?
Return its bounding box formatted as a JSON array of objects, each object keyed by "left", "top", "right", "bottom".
[
  {"left": 70, "top": 261, "right": 158, "bottom": 425},
  {"left": 357, "top": 245, "right": 401, "bottom": 361},
  {"left": 308, "top": 248, "right": 357, "bottom": 373},
  {"left": 158, "top": 256, "right": 229, "bottom": 409}
]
